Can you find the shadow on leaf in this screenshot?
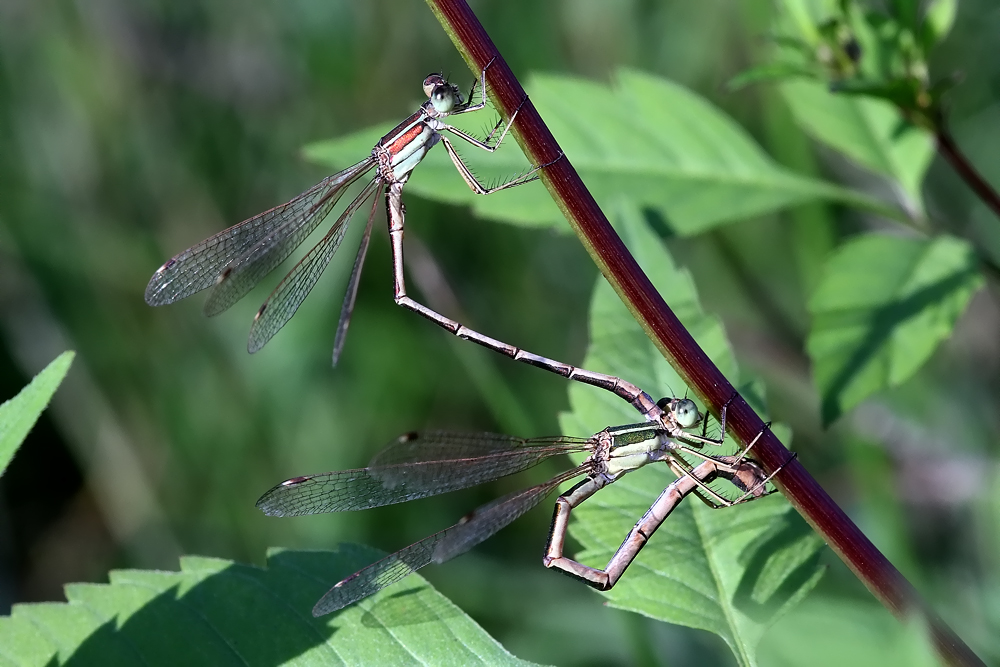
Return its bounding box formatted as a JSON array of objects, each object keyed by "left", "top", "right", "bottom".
[
  {"left": 732, "top": 507, "right": 824, "bottom": 623},
  {"left": 818, "top": 263, "right": 979, "bottom": 424}
]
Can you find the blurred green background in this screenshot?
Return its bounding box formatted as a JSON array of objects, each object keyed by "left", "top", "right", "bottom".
[{"left": 1, "top": 0, "right": 998, "bottom": 664}]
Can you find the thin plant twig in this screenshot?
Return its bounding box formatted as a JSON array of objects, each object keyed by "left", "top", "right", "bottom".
[
  {"left": 935, "top": 124, "right": 1000, "bottom": 222},
  {"left": 423, "top": 1, "right": 985, "bottom": 665}
]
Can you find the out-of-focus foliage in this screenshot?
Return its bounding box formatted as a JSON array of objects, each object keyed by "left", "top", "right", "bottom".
[
  {"left": 0, "top": 351, "right": 73, "bottom": 477},
  {"left": 779, "top": 79, "right": 934, "bottom": 211},
  {"left": 738, "top": 0, "right": 959, "bottom": 128},
  {"left": 0, "top": 547, "right": 538, "bottom": 667},
  {"left": 1, "top": 0, "right": 999, "bottom": 665},
  {"left": 559, "top": 202, "right": 822, "bottom": 667}
]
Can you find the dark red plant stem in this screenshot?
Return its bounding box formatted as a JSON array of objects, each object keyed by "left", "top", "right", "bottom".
[
  {"left": 425, "top": 1, "right": 984, "bottom": 665},
  {"left": 936, "top": 125, "right": 1000, "bottom": 221}
]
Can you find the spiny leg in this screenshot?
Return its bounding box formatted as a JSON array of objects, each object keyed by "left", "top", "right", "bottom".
[
  {"left": 439, "top": 94, "right": 530, "bottom": 152},
  {"left": 384, "top": 180, "right": 658, "bottom": 417},
  {"left": 669, "top": 423, "right": 792, "bottom": 509},
  {"left": 665, "top": 456, "right": 745, "bottom": 510},
  {"left": 451, "top": 56, "right": 496, "bottom": 116},
  {"left": 439, "top": 134, "right": 560, "bottom": 195}
]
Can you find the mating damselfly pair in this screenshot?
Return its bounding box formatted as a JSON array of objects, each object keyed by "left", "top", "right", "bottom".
[{"left": 145, "top": 62, "right": 785, "bottom": 616}]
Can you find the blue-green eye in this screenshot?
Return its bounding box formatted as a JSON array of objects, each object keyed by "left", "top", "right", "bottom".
[
  {"left": 673, "top": 399, "right": 700, "bottom": 429},
  {"left": 430, "top": 85, "right": 455, "bottom": 113}
]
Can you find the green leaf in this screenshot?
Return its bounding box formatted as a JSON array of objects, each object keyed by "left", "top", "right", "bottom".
[
  {"left": 558, "top": 200, "right": 823, "bottom": 667},
  {"left": 0, "top": 350, "right": 74, "bottom": 478},
  {"left": 305, "top": 69, "right": 895, "bottom": 236},
  {"left": 807, "top": 233, "right": 983, "bottom": 425},
  {"left": 759, "top": 596, "right": 938, "bottom": 667},
  {"left": 0, "top": 547, "right": 541, "bottom": 666},
  {"left": 780, "top": 79, "right": 934, "bottom": 212},
  {"left": 728, "top": 62, "right": 819, "bottom": 90},
  {"left": 921, "top": 0, "right": 957, "bottom": 51}
]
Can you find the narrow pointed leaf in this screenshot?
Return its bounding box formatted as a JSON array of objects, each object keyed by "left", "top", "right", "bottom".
[{"left": 0, "top": 350, "right": 74, "bottom": 478}]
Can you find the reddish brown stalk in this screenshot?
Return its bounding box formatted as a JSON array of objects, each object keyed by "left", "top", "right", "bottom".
[
  {"left": 424, "top": 1, "right": 984, "bottom": 665},
  {"left": 936, "top": 125, "right": 1000, "bottom": 222}
]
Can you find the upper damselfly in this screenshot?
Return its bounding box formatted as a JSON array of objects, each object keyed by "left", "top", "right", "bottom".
[{"left": 145, "top": 60, "right": 554, "bottom": 363}]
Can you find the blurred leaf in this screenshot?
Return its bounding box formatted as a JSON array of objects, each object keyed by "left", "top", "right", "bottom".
[
  {"left": 558, "top": 200, "right": 823, "bottom": 667},
  {"left": 759, "top": 596, "right": 939, "bottom": 667},
  {"left": 889, "top": 0, "right": 920, "bottom": 35},
  {"left": 774, "top": 0, "right": 831, "bottom": 45},
  {"left": 728, "top": 62, "right": 818, "bottom": 90},
  {"left": 0, "top": 547, "right": 540, "bottom": 666},
  {"left": 0, "top": 350, "right": 74, "bottom": 478},
  {"left": 921, "top": 0, "right": 957, "bottom": 51},
  {"left": 807, "top": 233, "right": 983, "bottom": 425},
  {"left": 305, "top": 69, "right": 898, "bottom": 236},
  {"left": 781, "top": 79, "right": 933, "bottom": 211}
]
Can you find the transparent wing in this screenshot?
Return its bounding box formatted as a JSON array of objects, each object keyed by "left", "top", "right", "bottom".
[
  {"left": 247, "top": 177, "right": 381, "bottom": 353},
  {"left": 255, "top": 431, "right": 591, "bottom": 517},
  {"left": 145, "top": 157, "right": 374, "bottom": 307},
  {"left": 369, "top": 430, "right": 590, "bottom": 467},
  {"left": 311, "top": 470, "right": 579, "bottom": 616},
  {"left": 331, "top": 193, "right": 379, "bottom": 367}
]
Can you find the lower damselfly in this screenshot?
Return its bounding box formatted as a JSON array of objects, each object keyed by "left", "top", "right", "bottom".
[
  {"left": 257, "top": 401, "right": 781, "bottom": 615},
  {"left": 145, "top": 59, "right": 556, "bottom": 364}
]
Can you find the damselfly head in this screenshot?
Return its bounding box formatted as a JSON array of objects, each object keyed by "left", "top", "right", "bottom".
[
  {"left": 423, "top": 74, "right": 446, "bottom": 96},
  {"left": 657, "top": 396, "right": 702, "bottom": 429},
  {"left": 423, "top": 74, "right": 462, "bottom": 113}
]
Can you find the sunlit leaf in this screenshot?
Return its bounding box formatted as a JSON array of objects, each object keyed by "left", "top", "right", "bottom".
[
  {"left": 780, "top": 79, "right": 934, "bottom": 213},
  {"left": 0, "top": 548, "right": 541, "bottom": 667},
  {"left": 0, "top": 350, "right": 74, "bottom": 478},
  {"left": 807, "top": 233, "right": 983, "bottom": 425},
  {"left": 921, "top": 0, "right": 957, "bottom": 51},
  {"left": 759, "top": 596, "right": 939, "bottom": 667},
  {"left": 557, "top": 200, "right": 823, "bottom": 667},
  {"left": 305, "top": 70, "right": 897, "bottom": 235}
]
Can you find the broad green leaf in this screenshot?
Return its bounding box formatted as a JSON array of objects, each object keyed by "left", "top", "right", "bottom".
[
  {"left": 305, "top": 69, "right": 895, "bottom": 235},
  {"left": 558, "top": 200, "right": 823, "bottom": 667},
  {"left": 0, "top": 350, "right": 74, "bottom": 477},
  {"left": 780, "top": 79, "right": 934, "bottom": 212},
  {"left": 807, "top": 233, "right": 983, "bottom": 425},
  {"left": 0, "top": 547, "right": 540, "bottom": 667},
  {"left": 921, "top": 0, "right": 957, "bottom": 50},
  {"left": 758, "top": 596, "right": 938, "bottom": 667}
]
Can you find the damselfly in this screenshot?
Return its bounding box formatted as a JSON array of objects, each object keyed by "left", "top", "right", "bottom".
[
  {"left": 257, "top": 403, "right": 780, "bottom": 615},
  {"left": 145, "top": 60, "right": 553, "bottom": 363}
]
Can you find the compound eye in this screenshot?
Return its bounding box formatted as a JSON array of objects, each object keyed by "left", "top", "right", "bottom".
[
  {"left": 430, "top": 85, "right": 455, "bottom": 112},
  {"left": 423, "top": 74, "right": 445, "bottom": 98},
  {"left": 674, "top": 399, "right": 701, "bottom": 429}
]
